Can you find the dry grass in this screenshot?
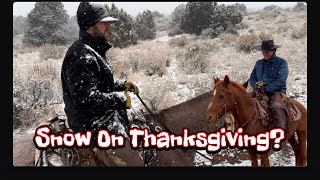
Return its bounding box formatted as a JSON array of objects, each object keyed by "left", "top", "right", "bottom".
[
  {"left": 236, "top": 34, "right": 260, "bottom": 53},
  {"left": 13, "top": 9, "right": 307, "bottom": 129},
  {"left": 39, "top": 44, "right": 66, "bottom": 60},
  {"left": 108, "top": 40, "right": 174, "bottom": 78},
  {"left": 13, "top": 36, "right": 65, "bottom": 129}
]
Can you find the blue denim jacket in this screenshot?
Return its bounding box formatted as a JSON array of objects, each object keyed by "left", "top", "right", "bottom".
[{"left": 250, "top": 55, "right": 288, "bottom": 94}]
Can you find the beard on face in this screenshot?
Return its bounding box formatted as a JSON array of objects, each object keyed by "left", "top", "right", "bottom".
[{"left": 92, "top": 25, "right": 109, "bottom": 41}]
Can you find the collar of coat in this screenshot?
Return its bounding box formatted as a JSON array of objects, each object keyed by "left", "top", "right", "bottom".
[
  {"left": 79, "top": 30, "right": 112, "bottom": 57},
  {"left": 263, "top": 54, "right": 277, "bottom": 63}
]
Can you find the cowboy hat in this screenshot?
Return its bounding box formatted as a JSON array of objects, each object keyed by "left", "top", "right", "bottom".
[{"left": 255, "top": 40, "right": 281, "bottom": 51}]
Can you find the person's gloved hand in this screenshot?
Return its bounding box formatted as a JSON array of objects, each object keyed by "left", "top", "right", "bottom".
[
  {"left": 123, "top": 81, "right": 139, "bottom": 94},
  {"left": 256, "top": 81, "right": 267, "bottom": 89},
  {"left": 124, "top": 93, "right": 131, "bottom": 109}
]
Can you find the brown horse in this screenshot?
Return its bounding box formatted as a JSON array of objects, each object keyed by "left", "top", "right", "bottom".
[
  {"left": 13, "top": 91, "right": 218, "bottom": 167},
  {"left": 206, "top": 75, "right": 307, "bottom": 167}
]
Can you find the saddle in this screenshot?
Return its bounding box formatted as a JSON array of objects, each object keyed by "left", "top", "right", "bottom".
[
  {"left": 35, "top": 113, "right": 156, "bottom": 167},
  {"left": 251, "top": 91, "right": 301, "bottom": 129},
  {"left": 35, "top": 115, "right": 103, "bottom": 166}
]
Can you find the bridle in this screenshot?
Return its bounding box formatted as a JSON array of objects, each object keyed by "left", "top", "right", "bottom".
[
  {"left": 133, "top": 93, "right": 213, "bottom": 165},
  {"left": 213, "top": 87, "right": 236, "bottom": 121},
  {"left": 212, "top": 87, "right": 255, "bottom": 130}
]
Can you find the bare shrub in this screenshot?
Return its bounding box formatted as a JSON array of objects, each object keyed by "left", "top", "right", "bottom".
[
  {"left": 13, "top": 77, "right": 61, "bottom": 129},
  {"left": 144, "top": 61, "right": 166, "bottom": 77},
  {"left": 13, "top": 36, "right": 36, "bottom": 57},
  {"left": 292, "top": 2, "right": 307, "bottom": 12},
  {"left": 183, "top": 74, "right": 213, "bottom": 97},
  {"left": 139, "top": 77, "right": 174, "bottom": 111},
  {"left": 258, "top": 9, "right": 281, "bottom": 20},
  {"left": 30, "top": 62, "right": 58, "bottom": 80},
  {"left": 168, "top": 36, "right": 188, "bottom": 47},
  {"left": 219, "top": 33, "right": 239, "bottom": 46},
  {"left": 200, "top": 27, "right": 224, "bottom": 39},
  {"left": 277, "top": 16, "right": 288, "bottom": 23},
  {"left": 276, "top": 24, "right": 293, "bottom": 33},
  {"left": 107, "top": 42, "right": 171, "bottom": 78},
  {"left": 240, "top": 21, "right": 250, "bottom": 30},
  {"left": 291, "top": 28, "right": 307, "bottom": 39},
  {"left": 133, "top": 49, "right": 168, "bottom": 77},
  {"left": 236, "top": 34, "right": 259, "bottom": 53},
  {"left": 258, "top": 31, "right": 274, "bottom": 41},
  {"left": 39, "top": 44, "right": 66, "bottom": 60},
  {"left": 130, "top": 59, "right": 141, "bottom": 73},
  {"left": 178, "top": 41, "right": 215, "bottom": 74}
]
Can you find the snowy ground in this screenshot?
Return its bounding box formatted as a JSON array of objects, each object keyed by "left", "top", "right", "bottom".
[
  {"left": 194, "top": 141, "right": 297, "bottom": 167},
  {"left": 13, "top": 33, "right": 307, "bottom": 167}
]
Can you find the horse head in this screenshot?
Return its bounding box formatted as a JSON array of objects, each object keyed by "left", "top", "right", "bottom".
[
  {"left": 206, "top": 75, "right": 235, "bottom": 125},
  {"left": 206, "top": 75, "right": 249, "bottom": 131}
]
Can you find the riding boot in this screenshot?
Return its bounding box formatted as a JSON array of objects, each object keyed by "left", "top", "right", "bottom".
[{"left": 272, "top": 108, "right": 287, "bottom": 131}]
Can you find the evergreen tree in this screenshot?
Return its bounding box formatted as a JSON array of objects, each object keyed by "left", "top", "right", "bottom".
[
  {"left": 181, "top": 2, "right": 214, "bottom": 35},
  {"left": 23, "top": 2, "right": 69, "bottom": 46},
  {"left": 58, "top": 15, "right": 79, "bottom": 44},
  {"left": 134, "top": 10, "right": 156, "bottom": 40},
  {"left": 105, "top": 3, "right": 138, "bottom": 48},
  {"left": 293, "top": 2, "right": 307, "bottom": 11},
  {"left": 13, "top": 15, "right": 27, "bottom": 36},
  {"left": 168, "top": 4, "right": 186, "bottom": 36},
  {"left": 210, "top": 4, "right": 243, "bottom": 32},
  {"left": 152, "top": 10, "right": 164, "bottom": 18}
]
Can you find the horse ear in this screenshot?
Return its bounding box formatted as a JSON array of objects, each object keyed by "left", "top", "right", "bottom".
[
  {"left": 242, "top": 79, "right": 249, "bottom": 89},
  {"left": 214, "top": 77, "right": 220, "bottom": 84},
  {"left": 223, "top": 75, "right": 230, "bottom": 87}
]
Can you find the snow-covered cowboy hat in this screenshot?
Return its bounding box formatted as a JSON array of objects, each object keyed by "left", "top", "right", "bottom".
[
  {"left": 77, "top": 2, "right": 119, "bottom": 30},
  {"left": 255, "top": 40, "right": 281, "bottom": 51}
]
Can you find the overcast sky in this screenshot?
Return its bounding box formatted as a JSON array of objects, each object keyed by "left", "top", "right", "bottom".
[{"left": 13, "top": 2, "right": 300, "bottom": 17}]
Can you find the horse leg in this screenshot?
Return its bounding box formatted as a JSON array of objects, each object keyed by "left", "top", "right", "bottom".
[
  {"left": 297, "top": 130, "right": 307, "bottom": 166},
  {"left": 287, "top": 133, "right": 301, "bottom": 166},
  {"left": 260, "top": 153, "right": 270, "bottom": 166},
  {"left": 247, "top": 148, "right": 258, "bottom": 166}
]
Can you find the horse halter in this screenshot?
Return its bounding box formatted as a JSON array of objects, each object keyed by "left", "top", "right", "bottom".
[
  {"left": 214, "top": 87, "right": 256, "bottom": 130},
  {"left": 213, "top": 87, "right": 236, "bottom": 120}
]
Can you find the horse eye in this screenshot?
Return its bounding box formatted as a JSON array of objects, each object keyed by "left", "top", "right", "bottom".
[{"left": 219, "top": 94, "right": 224, "bottom": 99}]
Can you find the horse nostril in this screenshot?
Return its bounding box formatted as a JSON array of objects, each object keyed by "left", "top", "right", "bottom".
[{"left": 207, "top": 116, "right": 212, "bottom": 123}]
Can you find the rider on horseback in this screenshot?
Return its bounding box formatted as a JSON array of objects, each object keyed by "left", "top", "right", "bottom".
[
  {"left": 250, "top": 40, "right": 289, "bottom": 132},
  {"left": 61, "top": 2, "right": 144, "bottom": 166}
]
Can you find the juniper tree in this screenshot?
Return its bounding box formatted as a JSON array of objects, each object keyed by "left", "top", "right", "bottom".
[
  {"left": 105, "top": 3, "right": 138, "bottom": 48},
  {"left": 168, "top": 4, "right": 186, "bottom": 36},
  {"left": 13, "top": 15, "right": 27, "bottom": 36},
  {"left": 181, "top": 2, "right": 214, "bottom": 35},
  {"left": 23, "top": 2, "right": 69, "bottom": 46},
  {"left": 134, "top": 10, "right": 156, "bottom": 40}
]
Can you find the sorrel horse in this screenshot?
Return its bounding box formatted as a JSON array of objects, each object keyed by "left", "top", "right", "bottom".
[
  {"left": 206, "top": 75, "right": 307, "bottom": 167},
  {"left": 13, "top": 91, "right": 220, "bottom": 167}
]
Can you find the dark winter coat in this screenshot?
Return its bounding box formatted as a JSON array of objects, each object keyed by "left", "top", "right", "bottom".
[
  {"left": 61, "top": 30, "right": 129, "bottom": 137},
  {"left": 250, "top": 55, "right": 288, "bottom": 94}
]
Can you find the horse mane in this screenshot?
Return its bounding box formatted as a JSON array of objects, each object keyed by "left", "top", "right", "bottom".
[{"left": 215, "top": 79, "right": 247, "bottom": 94}]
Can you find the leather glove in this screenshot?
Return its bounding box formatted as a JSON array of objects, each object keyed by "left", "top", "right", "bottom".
[
  {"left": 124, "top": 93, "right": 131, "bottom": 109},
  {"left": 123, "top": 81, "right": 139, "bottom": 94},
  {"left": 256, "top": 81, "right": 267, "bottom": 88}
]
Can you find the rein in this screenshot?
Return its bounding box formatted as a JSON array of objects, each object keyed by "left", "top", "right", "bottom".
[{"left": 135, "top": 93, "right": 213, "bottom": 163}]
